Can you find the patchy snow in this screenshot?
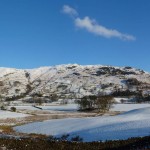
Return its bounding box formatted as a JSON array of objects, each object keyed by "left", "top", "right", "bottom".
[
  {"left": 114, "top": 97, "right": 132, "bottom": 103},
  {"left": 0, "top": 110, "right": 29, "bottom": 119},
  {"left": 14, "top": 107, "right": 150, "bottom": 141}
]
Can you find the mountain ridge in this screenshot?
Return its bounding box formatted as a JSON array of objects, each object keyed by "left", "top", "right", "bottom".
[
  {"left": 0, "top": 64, "right": 149, "bottom": 73},
  {"left": 0, "top": 64, "right": 150, "bottom": 100}
]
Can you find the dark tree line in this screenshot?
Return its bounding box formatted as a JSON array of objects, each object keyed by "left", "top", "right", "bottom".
[{"left": 77, "top": 95, "right": 114, "bottom": 112}]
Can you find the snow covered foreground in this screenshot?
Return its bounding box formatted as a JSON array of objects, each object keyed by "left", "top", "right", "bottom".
[{"left": 14, "top": 107, "right": 150, "bottom": 142}]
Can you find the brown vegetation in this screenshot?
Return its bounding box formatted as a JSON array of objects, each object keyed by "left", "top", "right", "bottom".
[{"left": 0, "top": 136, "right": 150, "bottom": 150}]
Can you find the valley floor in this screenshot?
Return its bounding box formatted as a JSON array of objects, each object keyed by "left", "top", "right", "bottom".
[
  {"left": 0, "top": 103, "right": 150, "bottom": 143},
  {"left": 14, "top": 106, "right": 150, "bottom": 142}
]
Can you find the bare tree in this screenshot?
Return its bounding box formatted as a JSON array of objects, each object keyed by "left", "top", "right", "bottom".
[
  {"left": 77, "top": 96, "right": 92, "bottom": 110},
  {"left": 96, "top": 96, "right": 114, "bottom": 112},
  {"left": 77, "top": 95, "right": 114, "bottom": 112}
]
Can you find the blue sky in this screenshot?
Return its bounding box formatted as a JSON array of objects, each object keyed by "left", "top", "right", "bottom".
[{"left": 0, "top": 0, "right": 150, "bottom": 71}]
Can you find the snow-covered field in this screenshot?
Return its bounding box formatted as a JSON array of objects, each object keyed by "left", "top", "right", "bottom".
[
  {"left": 14, "top": 107, "right": 150, "bottom": 142},
  {"left": 111, "top": 103, "right": 150, "bottom": 111},
  {"left": 8, "top": 104, "right": 78, "bottom": 112},
  {"left": 12, "top": 103, "right": 150, "bottom": 112},
  {"left": 0, "top": 110, "right": 29, "bottom": 119},
  {"left": 1, "top": 103, "right": 150, "bottom": 142}
]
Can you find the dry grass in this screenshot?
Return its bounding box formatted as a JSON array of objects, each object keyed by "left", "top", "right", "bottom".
[
  {"left": 0, "top": 136, "right": 150, "bottom": 150},
  {"left": 0, "top": 125, "right": 14, "bottom": 133},
  {"left": 28, "top": 133, "right": 48, "bottom": 139}
]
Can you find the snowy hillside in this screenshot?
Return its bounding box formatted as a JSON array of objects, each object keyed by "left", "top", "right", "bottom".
[{"left": 0, "top": 64, "right": 150, "bottom": 99}]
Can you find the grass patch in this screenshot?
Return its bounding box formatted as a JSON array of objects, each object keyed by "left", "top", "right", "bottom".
[
  {"left": 0, "top": 125, "right": 14, "bottom": 133},
  {"left": 28, "top": 133, "right": 48, "bottom": 139}
]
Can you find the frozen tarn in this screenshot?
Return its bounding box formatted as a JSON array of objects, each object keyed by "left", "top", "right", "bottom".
[
  {"left": 8, "top": 106, "right": 39, "bottom": 111},
  {"left": 0, "top": 110, "right": 29, "bottom": 119},
  {"left": 14, "top": 107, "right": 150, "bottom": 142},
  {"left": 41, "top": 104, "right": 78, "bottom": 112},
  {"left": 9, "top": 104, "right": 78, "bottom": 112}
]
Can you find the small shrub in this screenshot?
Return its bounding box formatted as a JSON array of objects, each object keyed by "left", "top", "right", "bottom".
[
  {"left": 10, "top": 107, "right": 16, "bottom": 112},
  {"left": 48, "top": 135, "right": 57, "bottom": 141},
  {"left": 71, "top": 136, "right": 83, "bottom": 142},
  {"left": 60, "top": 134, "right": 70, "bottom": 141},
  {"left": 0, "top": 106, "right": 6, "bottom": 110}
]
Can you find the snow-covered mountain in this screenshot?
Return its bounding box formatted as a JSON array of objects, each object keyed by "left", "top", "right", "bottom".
[{"left": 0, "top": 64, "right": 150, "bottom": 100}]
